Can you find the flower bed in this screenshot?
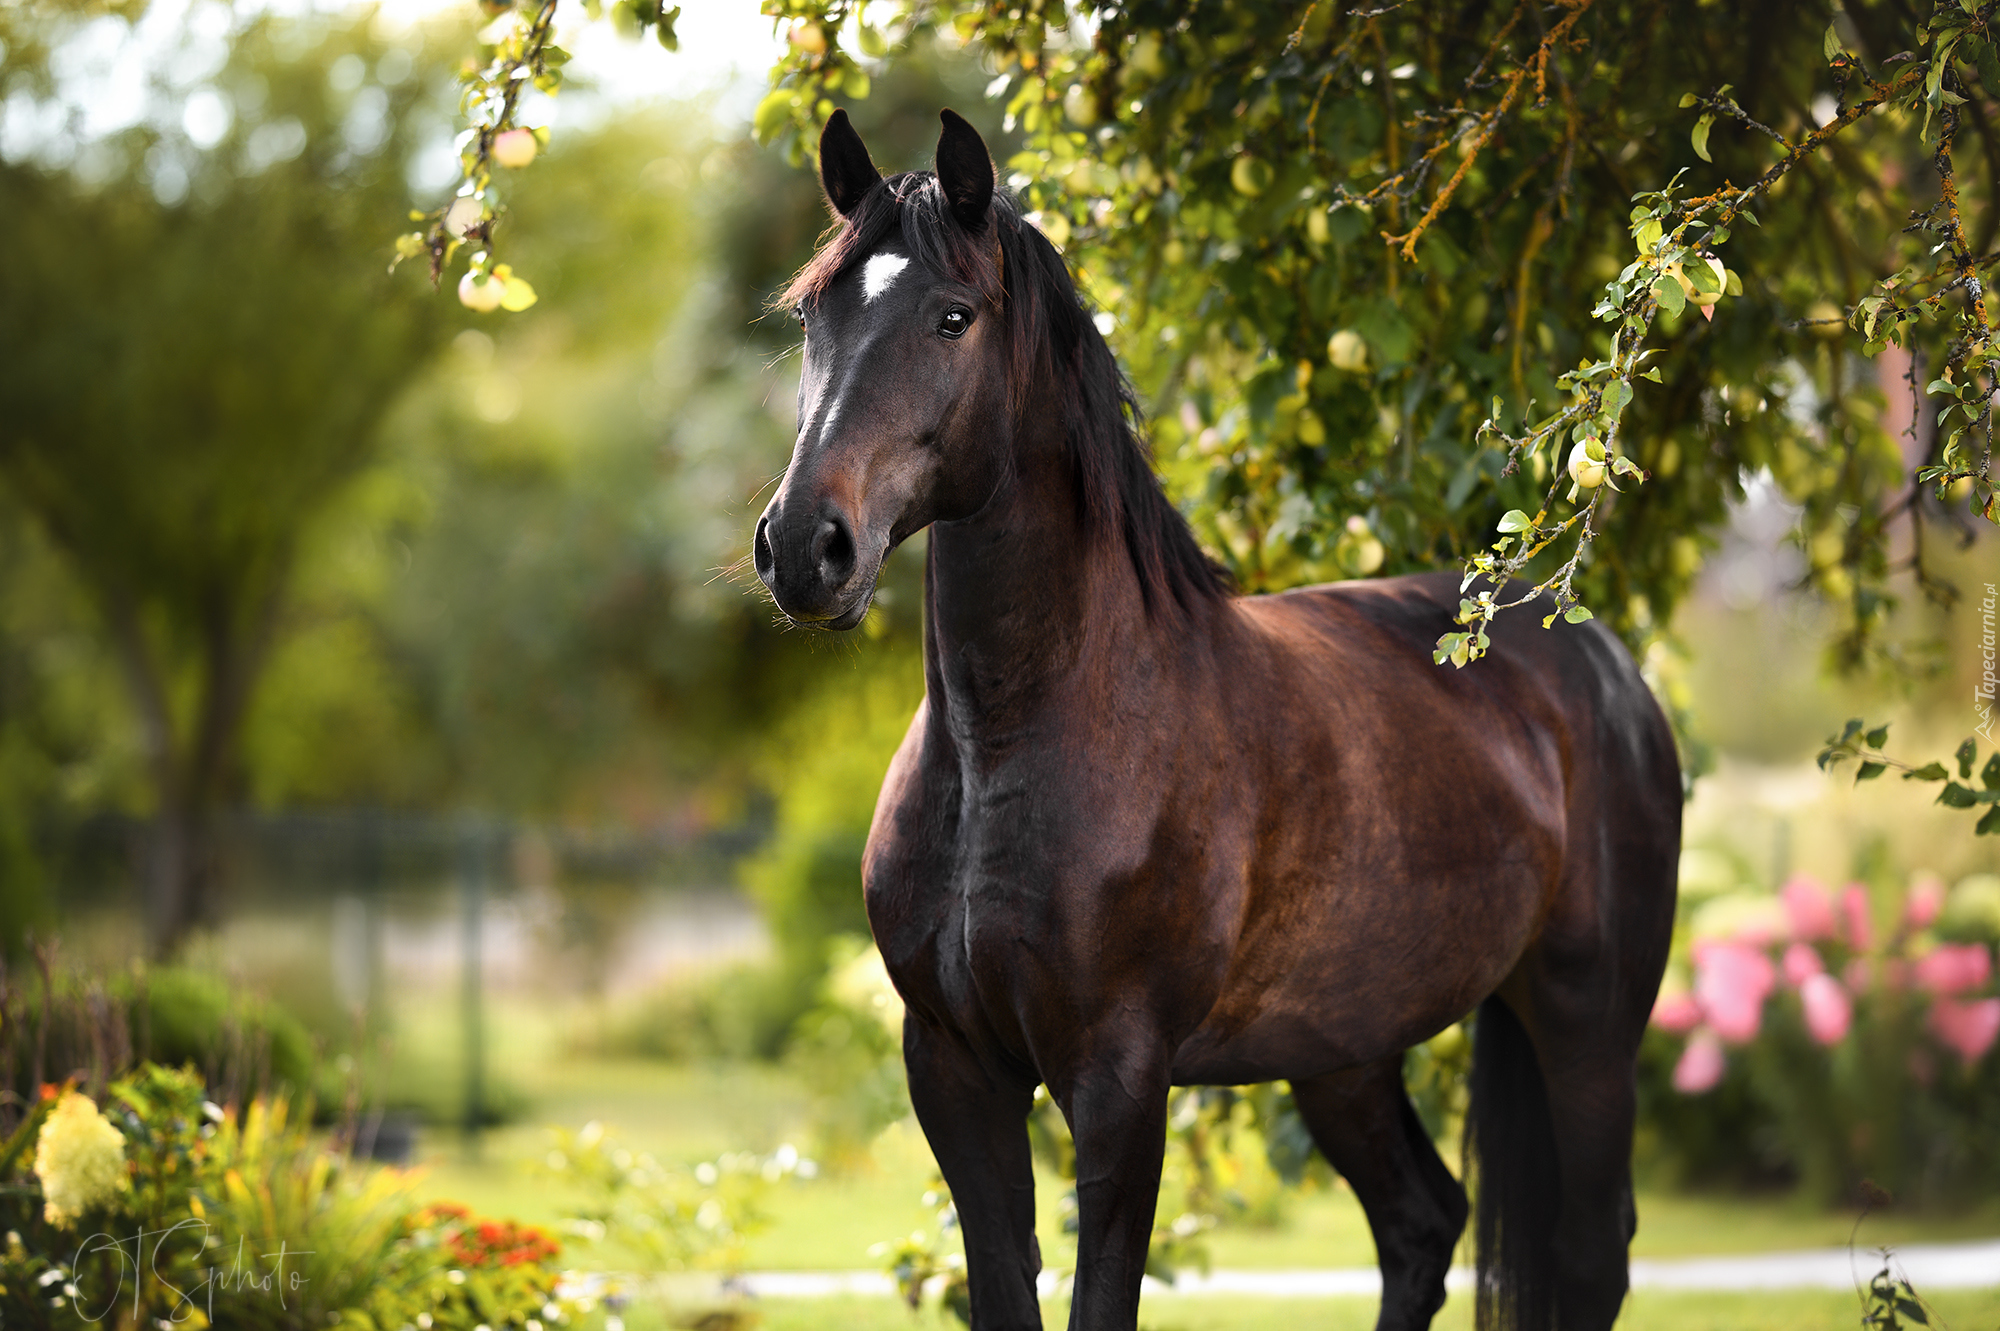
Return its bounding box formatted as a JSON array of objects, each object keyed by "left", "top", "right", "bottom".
[{"left": 1639, "top": 868, "right": 2000, "bottom": 1204}]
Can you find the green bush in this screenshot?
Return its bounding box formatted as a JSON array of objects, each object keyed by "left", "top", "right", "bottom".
[
  {"left": 139, "top": 966, "right": 316, "bottom": 1099},
  {"left": 577, "top": 962, "right": 801, "bottom": 1063},
  {"left": 1, "top": 963, "right": 316, "bottom": 1108}
]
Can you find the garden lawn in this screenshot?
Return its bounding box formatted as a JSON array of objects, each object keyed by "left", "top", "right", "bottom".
[
  {"left": 398, "top": 1038, "right": 2000, "bottom": 1274},
  {"left": 557, "top": 1287, "right": 2000, "bottom": 1331}
]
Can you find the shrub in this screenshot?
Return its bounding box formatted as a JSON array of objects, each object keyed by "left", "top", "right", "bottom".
[
  {"left": 576, "top": 962, "right": 800, "bottom": 1063},
  {"left": 0, "top": 958, "right": 315, "bottom": 1109}
]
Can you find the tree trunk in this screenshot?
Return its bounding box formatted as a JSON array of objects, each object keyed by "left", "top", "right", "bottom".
[{"left": 105, "top": 580, "right": 281, "bottom": 959}]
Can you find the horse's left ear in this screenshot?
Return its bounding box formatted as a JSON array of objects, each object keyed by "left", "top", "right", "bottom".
[{"left": 935, "top": 109, "right": 994, "bottom": 233}]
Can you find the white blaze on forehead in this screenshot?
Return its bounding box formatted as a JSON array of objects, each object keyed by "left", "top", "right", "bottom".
[{"left": 862, "top": 253, "right": 911, "bottom": 303}]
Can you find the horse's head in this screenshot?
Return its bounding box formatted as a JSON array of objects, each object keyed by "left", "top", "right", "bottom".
[{"left": 753, "top": 109, "right": 1014, "bottom": 629}]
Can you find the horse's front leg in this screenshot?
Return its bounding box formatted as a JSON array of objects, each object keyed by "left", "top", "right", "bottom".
[
  {"left": 1055, "top": 1032, "right": 1172, "bottom": 1331},
  {"left": 903, "top": 1012, "right": 1042, "bottom": 1330}
]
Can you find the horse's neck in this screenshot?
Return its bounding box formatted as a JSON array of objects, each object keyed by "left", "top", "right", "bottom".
[{"left": 922, "top": 444, "right": 1155, "bottom": 748}]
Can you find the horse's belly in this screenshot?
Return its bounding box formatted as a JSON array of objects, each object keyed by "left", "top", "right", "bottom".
[{"left": 1168, "top": 860, "right": 1547, "bottom": 1085}]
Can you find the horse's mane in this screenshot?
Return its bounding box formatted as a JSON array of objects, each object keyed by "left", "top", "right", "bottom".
[{"left": 780, "top": 171, "right": 1232, "bottom": 618}]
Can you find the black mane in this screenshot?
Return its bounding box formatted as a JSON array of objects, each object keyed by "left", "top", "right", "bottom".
[{"left": 781, "top": 171, "right": 1232, "bottom": 617}]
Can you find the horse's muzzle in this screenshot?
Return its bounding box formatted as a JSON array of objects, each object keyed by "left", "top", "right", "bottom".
[{"left": 754, "top": 501, "right": 869, "bottom": 628}]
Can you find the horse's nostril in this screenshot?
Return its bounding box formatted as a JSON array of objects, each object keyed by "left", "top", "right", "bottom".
[
  {"left": 753, "top": 517, "right": 775, "bottom": 581},
  {"left": 815, "top": 517, "right": 857, "bottom": 587}
]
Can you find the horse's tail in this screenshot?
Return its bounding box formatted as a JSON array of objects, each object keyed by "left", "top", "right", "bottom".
[{"left": 1465, "top": 994, "right": 1560, "bottom": 1331}]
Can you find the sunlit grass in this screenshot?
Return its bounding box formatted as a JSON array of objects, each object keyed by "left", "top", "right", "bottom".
[
  {"left": 396, "top": 1046, "right": 2000, "bottom": 1280},
  {"left": 531, "top": 1286, "right": 2000, "bottom": 1331}
]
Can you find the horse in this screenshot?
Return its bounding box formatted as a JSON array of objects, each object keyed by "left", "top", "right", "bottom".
[{"left": 751, "top": 107, "right": 1680, "bottom": 1331}]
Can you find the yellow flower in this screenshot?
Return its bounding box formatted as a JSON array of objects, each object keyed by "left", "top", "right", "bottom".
[{"left": 33, "top": 1092, "right": 128, "bottom": 1227}]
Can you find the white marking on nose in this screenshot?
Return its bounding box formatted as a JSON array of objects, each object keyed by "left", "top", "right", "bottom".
[{"left": 862, "top": 253, "right": 910, "bottom": 303}]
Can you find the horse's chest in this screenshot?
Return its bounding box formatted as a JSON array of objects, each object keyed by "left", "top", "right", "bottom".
[{"left": 866, "top": 752, "right": 1133, "bottom": 1049}]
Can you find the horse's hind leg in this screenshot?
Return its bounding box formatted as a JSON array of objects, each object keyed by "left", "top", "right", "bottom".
[
  {"left": 1291, "top": 1057, "right": 1468, "bottom": 1331},
  {"left": 904, "top": 1014, "right": 1043, "bottom": 1330}
]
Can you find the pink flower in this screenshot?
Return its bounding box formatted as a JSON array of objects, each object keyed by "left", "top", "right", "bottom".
[
  {"left": 1652, "top": 990, "right": 1702, "bottom": 1033},
  {"left": 1694, "top": 941, "right": 1776, "bottom": 1044},
  {"left": 1673, "top": 1029, "right": 1726, "bottom": 1093},
  {"left": 1782, "top": 942, "right": 1825, "bottom": 988},
  {"left": 1914, "top": 943, "right": 1993, "bottom": 997},
  {"left": 1799, "top": 973, "right": 1852, "bottom": 1045},
  {"left": 1781, "top": 876, "right": 1838, "bottom": 942},
  {"left": 1905, "top": 876, "right": 1945, "bottom": 930},
  {"left": 1929, "top": 997, "right": 2000, "bottom": 1065},
  {"left": 1842, "top": 884, "right": 1874, "bottom": 952}
]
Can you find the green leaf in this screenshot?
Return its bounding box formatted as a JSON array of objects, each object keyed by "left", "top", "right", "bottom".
[
  {"left": 1865, "top": 724, "right": 1889, "bottom": 748},
  {"left": 1978, "top": 805, "right": 2000, "bottom": 835},
  {"left": 1983, "top": 752, "right": 2000, "bottom": 790},
  {"left": 1905, "top": 762, "right": 1948, "bottom": 781},
  {"left": 753, "top": 88, "right": 797, "bottom": 142},
  {"left": 1856, "top": 761, "right": 1887, "bottom": 782},
  {"left": 1957, "top": 737, "right": 1978, "bottom": 778},
  {"left": 1691, "top": 113, "right": 1716, "bottom": 162},
  {"left": 1496, "top": 509, "right": 1533, "bottom": 534},
  {"left": 1939, "top": 782, "right": 1978, "bottom": 808},
  {"left": 1824, "top": 22, "right": 1844, "bottom": 61},
  {"left": 1841, "top": 718, "right": 1865, "bottom": 744},
  {"left": 1653, "top": 277, "right": 1686, "bottom": 316},
  {"left": 1641, "top": 368, "right": 1663, "bottom": 382},
  {"left": 1678, "top": 92, "right": 1698, "bottom": 108},
  {"left": 1564, "top": 605, "right": 1594, "bottom": 624}
]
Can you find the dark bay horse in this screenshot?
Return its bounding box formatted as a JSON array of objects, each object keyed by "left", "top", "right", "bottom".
[{"left": 751, "top": 108, "right": 1680, "bottom": 1331}]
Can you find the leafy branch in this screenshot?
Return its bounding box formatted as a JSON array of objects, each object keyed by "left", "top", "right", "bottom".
[
  {"left": 393, "top": 0, "right": 680, "bottom": 310},
  {"left": 1818, "top": 720, "right": 2000, "bottom": 835},
  {"left": 1437, "top": 10, "right": 1991, "bottom": 666}
]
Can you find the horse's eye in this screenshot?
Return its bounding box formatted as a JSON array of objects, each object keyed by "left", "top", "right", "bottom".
[
  {"left": 938, "top": 307, "right": 971, "bottom": 340},
  {"left": 795, "top": 306, "right": 807, "bottom": 329}
]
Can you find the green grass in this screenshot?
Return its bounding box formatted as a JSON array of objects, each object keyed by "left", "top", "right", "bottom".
[
  {"left": 405, "top": 1052, "right": 2000, "bottom": 1273},
  {"left": 378, "top": 997, "right": 2000, "bottom": 1318},
  {"left": 359, "top": 1005, "right": 2000, "bottom": 1328},
  {"left": 535, "top": 1287, "right": 2000, "bottom": 1331}
]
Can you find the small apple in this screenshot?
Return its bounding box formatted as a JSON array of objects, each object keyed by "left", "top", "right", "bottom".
[
  {"left": 1667, "top": 254, "right": 1728, "bottom": 321},
  {"left": 443, "top": 196, "right": 484, "bottom": 240},
  {"left": 458, "top": 269, "right": 505, "bottom": 312},
  {"left": 1338, "top": 515, "right": 1385, "bottom": 575},
  {"left": 1327, "top": 329, "right": 1369, "bottom": 373},
  {"left": 788, "top": 21, "right": 827, "bottom": 54},
  {"left": 1126, "top": 34, "right": 1166, "bottom": 80},
  {"left": 1063, "top": 83, "right": 1098, "bottom": 127},
  {"left": 1567, "top": 439, "right": 1607, "bottom": 490},
  {"left": 491, "top": 128, "right": 538, "bottom": 168},
  {"left": 1230, "top": 154, "right": 1271, "bottom": 197}
]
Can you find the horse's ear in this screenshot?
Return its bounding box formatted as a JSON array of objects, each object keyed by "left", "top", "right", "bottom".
[
  {"left": 819, "top": 109, "right": 880, "bottom": 218},
  {"left": 935, "top": 109, "right": 994, "bottom": 233}
]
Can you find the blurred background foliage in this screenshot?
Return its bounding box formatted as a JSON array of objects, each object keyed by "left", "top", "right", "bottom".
[{"left": 0, "top": 8, "right": 1995, "bottom": 1321}]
